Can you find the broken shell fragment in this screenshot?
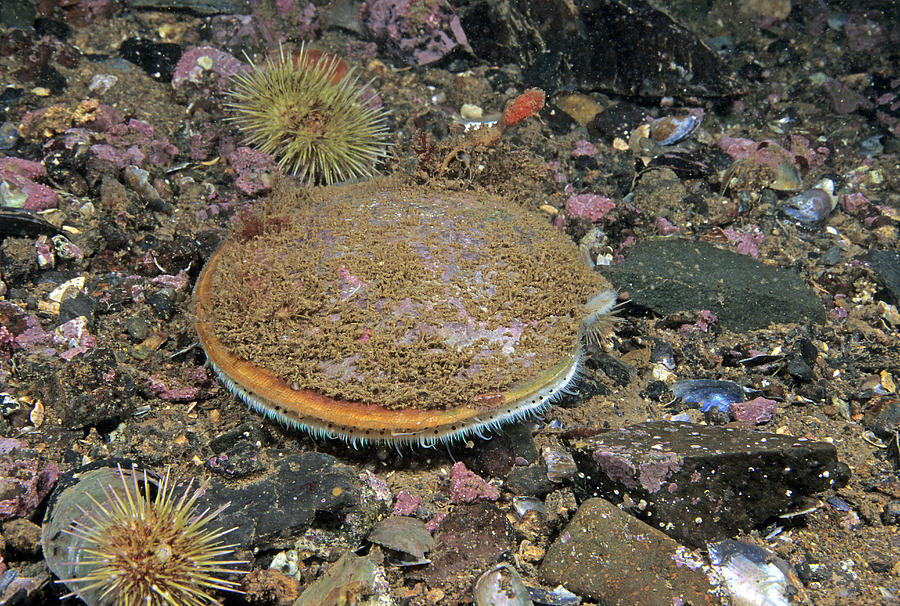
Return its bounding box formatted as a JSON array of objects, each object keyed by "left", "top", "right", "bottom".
[
  {"left": 649, "top": 109, "right": 704, "bottom": 145},
  {"left": 367, "top": 516, "right": 433, "bottom": 565},
  {"left": 474, "top": 563, "right": 534, "bottom": 606},
  {"left": 708, "top": 539, "right": 808, "bottom": 606},
  {"left": 780, "top": 178, "right": 836, "bottom": 224},
  {"left": 671, "top": 379, "right": 754, "bottom": 413}
]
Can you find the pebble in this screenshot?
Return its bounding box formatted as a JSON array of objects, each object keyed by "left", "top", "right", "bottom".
[{"left": 124, "top": 316, "right": 150, "bottom": 341}]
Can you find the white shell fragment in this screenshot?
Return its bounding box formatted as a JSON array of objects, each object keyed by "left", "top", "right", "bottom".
[
  {"left": 707, "top": 539, "right": 809, "bottom": 606},
  {"left": 474, "top": 563, "right": 534, "bottom": 606}
]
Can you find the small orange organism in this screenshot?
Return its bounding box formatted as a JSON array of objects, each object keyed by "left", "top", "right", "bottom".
[{"left": 438, "top": 88, "right": 546, "bottom": 175}]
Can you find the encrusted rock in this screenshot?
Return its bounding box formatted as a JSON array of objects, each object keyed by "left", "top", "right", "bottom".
[{"left": 569, "top": 421, "right": 850, "bottom": 546}]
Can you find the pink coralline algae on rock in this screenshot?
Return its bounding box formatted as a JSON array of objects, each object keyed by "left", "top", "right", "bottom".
[
  {"left": 0, "top": 157, "right": 58, "bottom": 211},
  {"left": 52, "top": 316, "right": 96, "bottom": 361},
  {"left": 0, "top": 438, "right": 59, "bottom": 521},
  {"left": 565, "top": 193, "right": 616, "bottom": 222},
  {"left": 449, "top": 462, "right": 499, "bottom": 504},
  {"left": 148, "top": 366, "right": 212, "bottom": 402},
  {"left": 226, "top": 147, "right": 279, "bottom": 196},
  {"left": 716, "top": 135, "right": 829, "bottom": 174},
  {"left": 49, "top": 107, "right": 179, "bottom": 169},
  {"left": 722, "top": 225, "right": 765, "bottom": 258},
  {"left": 361, "top": 0, "right": 471, "bottom": 66},
  {"left": 172, "top": 46, "right": 247, "bottom": 93},
  {"left": 393, "top": 490, "right": 421, "bottom": 515},
  {"left": 731, "top": 397, "right": 777, "bottom": 425},
  {"left": 655, "top": 217, "right": 680, "bottom": 235}
]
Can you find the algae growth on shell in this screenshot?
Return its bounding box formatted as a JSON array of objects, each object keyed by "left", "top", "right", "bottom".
[{"left": 194, "top": 180, "right": 611, "bottom": 443}]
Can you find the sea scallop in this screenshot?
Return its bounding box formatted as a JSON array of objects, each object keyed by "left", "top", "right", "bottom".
[{"left": 193, "top": 180, "right": 615, "bottom": 445}]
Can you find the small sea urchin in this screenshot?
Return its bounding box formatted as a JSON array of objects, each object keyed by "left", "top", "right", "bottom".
[
  {"left": 225, "top": 44, "right": 390, "bottom": 185},
  {"left": 57, "top": 466, "right": 244, "bottom": 606}
]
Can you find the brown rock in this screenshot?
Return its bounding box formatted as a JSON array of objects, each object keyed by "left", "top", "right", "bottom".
[{"left": 540, "top": 498, "right": 718, "bottom": 605}]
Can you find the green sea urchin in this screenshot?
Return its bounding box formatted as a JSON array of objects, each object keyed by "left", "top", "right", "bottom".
[
  {"left": 225, "top": 44, "right": 390, "bottom": 185},
  {"left": 53, "top": 465, "right": 244, "bottom": 606}
]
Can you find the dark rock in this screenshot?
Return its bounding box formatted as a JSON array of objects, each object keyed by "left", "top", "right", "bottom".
[
  {"left": 33, "top": 17, "right": 71, "bottom": 41},
  {"left": 459, "top": 0, "right": 737, "bottom": 99},
  {"left": 0, "top": 237, "right": 38, "bottom": 285},
  {"left": 543, "top": 488, "right": 578, "bottom": 531},
  {"left": 881, "top": 500, "right": 900, "bottom": 526},
  {"left": 58, "top": 292, "right": 95, "bottom": 326},
  {"left": 821, "top": 246, "right": 843, "bottom": 266},
  {"left": 787, "top": 353, "right": 815, "bottom": 382},
  {"left": 3, "top": 518, "right": 42, "bottom": 555},
  {"left": 422, "top": 501, "right": 511, "bottom": 589},
  {"left": 34, "top": 65, "right": 66, "bottom": 94},
  {"left": 44, "top": 347, "right": 139, "bottom": 430},
  {"left": 122, "top": 0, "right": 245, "bottom": 15},
  {"left": 569, "top": 421, "right": 849, "bottom": 547},
  {"left": 207, "top": 440, "right": 266, "bottom": 478},
  {"left": 795, "top": 557, "right": 832, "bottom": 584},
  {"left": 505, "top": 464, "right": 555, "bottom": 497},
  {"left": 147, "top": 289, "right": 175, "bottom": 320},
  {"left": 124, "top": 316, "right": 149, "bottom": 341},
  {"left": 587, "top": 352, "right": 634, "bottom": 386},
  {"left": 0, "top": 0, "right": 35, "bottom": 28},
  {"left": 602, "top": 239, "right": 826, "bottom": 331},
  {"left": 455, "top": 431, "right": 514, "bottom": 478},
  {"left": 200, "top": 452, "right": 363, "bottom": 549},
  {"left": 867, "top": 248, "right": 900, "bottom": 305},
  {"left": 588, "top": 102, "right": 649, "bottom": 142},
  {"left": 863, "top": 398, "right": 900, "bottom": 439},
  {"left": 502, "top": 422, "right": 539, "bottom": 464},
  {"left": 119, "top": 38, "right": 181, "bottom": 82},
  {"left": 540, "top": 498, "right": 717, "bottom": 605}
]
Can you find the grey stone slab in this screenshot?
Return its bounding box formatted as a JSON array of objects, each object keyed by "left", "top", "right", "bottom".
[
  {"left": 569, "top": 421, "right": 849, "bottom": 547},
  {"left": 601, "top": 239, "right": 826, "bottom": 330}
]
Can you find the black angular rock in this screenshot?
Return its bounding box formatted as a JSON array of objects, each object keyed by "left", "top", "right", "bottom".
[
  {"left": 459, "top": 0, "right": 739, "bottom": 99},
  {"left": 569, "top": 421, "right": 849, "bottom": 547},
  {"left": 601, "top": 239, "right": 826, "bottom": 331},
  {"left": 119, "top": 38, "right": 182, "bottom": 82},
  {"left": 58, "top": 292, "right": 96, "bottom": 327},
  {"left": 199, "top": 452, "right": 363, "bottom": 548},
  {"left": 45, "top": 347, "right": 139, "bottom": 430},
  {"left": 867, "top": 248, "right": 900, "bottom": 305}
]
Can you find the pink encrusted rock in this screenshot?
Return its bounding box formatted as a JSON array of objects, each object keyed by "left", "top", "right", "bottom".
[
  {"left": 571, "top": 139, "right": 600, "bottom": 157},
  {"left": 731, "top": 397, "right": 777, "bottom": 425},
  {"left": 150, "top": 270, "right": 190, "bottom": 291},
  {"left": 0, "top": 157, "right": 58, "bottom": 211},
  {"left": 565, "top": 193, "right": 615, "bottom": 222},
  {"left": 840, "top": 192, "right": 870, "bottom": 214},
  {"left": 52, "top": 317, "right": 96, "bottom": 361},
  {"left": 226, "top": 146, "right": 279, "bottom": 196},
  {"left": 361, "top": 0, "right": 471, "bottom": 66},
  {"left": 722, "top": 225, "right": 764, "bottom": 259},
  {"left": 147, "top": 375, "right": 202, "bottom": 402},
  {"left": 716, "top": 135, "right": 828, "bottom": 174},
  {"left": 449, "top": 461, "right": 499, "bottom": 504},
  {"left": 172, "top": 46, "right": 248, "bottom": 93},
  {"left": 0, "top": 438, "right": 59, "bottom": 521},
  {"left": 393, "top": 489, "right": 421, "bottom": 515},
  {"left": 655, "top": 216, "right": 680, "bottom": 235}
]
